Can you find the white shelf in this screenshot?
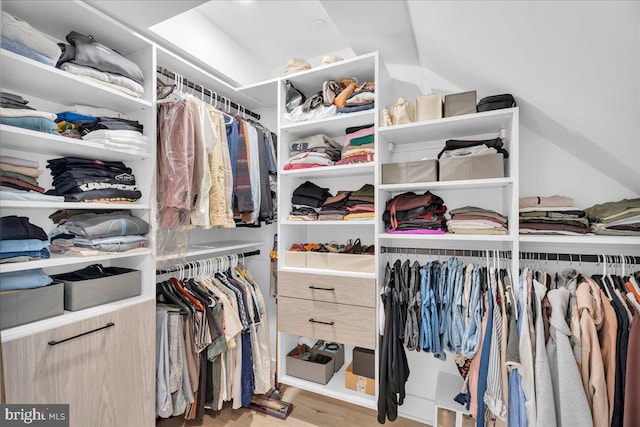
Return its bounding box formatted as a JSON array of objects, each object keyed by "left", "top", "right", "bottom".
[
  {"left": 281, "top": 162, "right": 375, "bottom": 179},
  {"left": 0, "top": 294, "right": 155, "bottom": 342},
  {"left": 279, "top": 266, "right": 375, "bottom": 279},
  {"left": 237, "top": 77, "right": 279, "bottom": 107},
  {"left": 0, "top": 248, "right": 151, "bottom": 274},
  {"left": 0, "top": 125, "right": 150, "bottom": 161},
  {"left": 279, "top": 369, "right": 376, "bottom": 410},
  {"left": 0, "top": 201, "right": 149, "bottom": 210},
  {"left": 281, "top": 220, "right": 375, "bottom": 226},
  {"left": 0, "top": 49, "right": 152, "bottom": 114},
  {"left": 519, "top": 234, "right": 640, "bottom": 247},
  {"left": 280, "top": 52, "right": 377, "bottom": 96},
  {"left": 156, "top": 240, "right": 263, "bottom": 262},
  {"left": 281, "top": 110, "right": 375, "bottom": 137},
  {"left": 379, "top": 233, "right": 514, "bottom": 242},
  {"left": 379, "top": 177, "right": 513, "bottom": 192},
  {"left": 378, "top": 108, "right": 517, "bottom": 145}
]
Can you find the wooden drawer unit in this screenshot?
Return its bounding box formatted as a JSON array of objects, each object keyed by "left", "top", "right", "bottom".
[
  {"left": 2, "top": 300, "right": 155, "bottom": 427},
  {"left": 278, "top": 296, "right": 376, "bottom": 349},
  {"left": 278, "top": 271, "right": 376, "bottom": 308}
]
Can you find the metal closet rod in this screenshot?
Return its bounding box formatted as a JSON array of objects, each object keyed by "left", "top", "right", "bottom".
[
  {"left": 380, "top": 247, "right": 511, "bottom": 258},
  {"left": 380, "top": 246, "right": 640, "bottom": 264},
  {"left": 155, "top": 249, "right": 261, "bottom": 274},
  {"left": 156, "top": 66, "right": 261, "bottom": 120}
]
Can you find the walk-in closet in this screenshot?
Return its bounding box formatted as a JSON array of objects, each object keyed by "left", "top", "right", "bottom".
[{"left": 1, "top": 1, "right": 638, "bottom": 427}]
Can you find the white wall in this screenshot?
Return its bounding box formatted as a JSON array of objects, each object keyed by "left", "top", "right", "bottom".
[{"left": 150, "top": 9, "right": 267, "bottom": 85}]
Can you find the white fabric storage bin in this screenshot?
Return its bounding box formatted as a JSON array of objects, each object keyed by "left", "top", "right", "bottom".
[
  {"left": 382, "top": 159, "right": 438, "bottom": 184},
  {"left": 0, "top": 283, "right": 64, "bottom": 330},
  {"left": 306, "top": 252, "right": 329, "bottom": 269},
  {"left": 439, "top": 153, "right": 504, "bottom": 181},
  {"left": 284, "top": 251, "right": 307, "bottom": 268},
  {"left": 328, "top": 253, "right": 375, "bottom": 273},
  {"left": 416, "top": 93, "right": 443, "bottom": 121}
]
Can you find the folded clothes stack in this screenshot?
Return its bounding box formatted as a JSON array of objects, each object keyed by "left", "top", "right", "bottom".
[
  {"left": 45, "top": 157, "right": 142, "bottom": 203},
  {"left": 288, "top": 181, "right": 332, "bottom": 221},
  {"left": 0, "top": 216, "right": 50, "bottom": 263},
  {"left": 56, "top": 31, "right": 145, "bottom": 97},
  {"left": 336, "top": 83, "right": 375, "bottom": 114},
  {"left": 1, "top": 11, "right": 61, "bottom": 66},
  {"left": 0, "top": 155, "right": 65, "bottom": 202},
  {"left": 49, "top": 210, "right": 149, "bottom": 255},
  {"left": 585, "top": 198, "right": 640, "bottom": 236},
  {"left": 284, "top": 134, "right": 342, "bottom": 170},
  {"left": 0, "top": 268, "right": 53, "bottom": 292},
  {"left": 383, "top": 191, "right": 447, "bottom": 234},
  {"left": 55, "top": 108, "right": 148, "bottom": 152},
  {"left": 447, "top": 206, "right": 508, "bottom": 235},
  {"left": 318, "top": 183, "right": 375, "bottom": 221},
  {"left": 519, "top": 195, "right": 589, "bottom": 235},
  {"left": 0, "top": 92, "right": 57, "bottom": 134},
  {"left": 335, "top": 124, "right": 375, "bottom": 166}
]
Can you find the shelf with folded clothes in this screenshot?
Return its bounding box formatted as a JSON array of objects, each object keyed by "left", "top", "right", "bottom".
[
  {"left": 519, "top": 234, "right": 640, "bottom": 248},
  {"left": 0, "top": 124, "right": 151, "bottom": 162},
  {"left": 378, "top": 233, "right": 515, "bottom": 243},
  {"left": 377, "top": 107, "right": 517, "bottom": 146},
  {"left": 281, "top": 220, "right": 375, "bottom": 226},
  {"left": 0, "top": 49, "right": 152, "bottom": 113},
  {"left": 280, "top": 109, "right": 376, "bottom": 137},
  {"left": 0, "top": 247, "right": 151, "bottom": 274},
  {"left": 0, "top": 201, "right": 150, "bottom": 210}
]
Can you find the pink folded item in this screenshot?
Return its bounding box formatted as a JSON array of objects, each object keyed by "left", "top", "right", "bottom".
[
  {"left": 335, "top": 154, "right": 375, "bottom": 165},
  {"left": 0, "top": 155, "right": 39, "bottom": 169},
  {"left": 283, "top": 163, "right": 326, "bottom": 170},
  {"left": 385, "top": 228, "right": 445, "bottom": 234}
]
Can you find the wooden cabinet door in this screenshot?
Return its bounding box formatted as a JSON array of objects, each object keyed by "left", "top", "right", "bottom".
[{"left": 2, "top": 301, "right": 155, "bottom": 427}]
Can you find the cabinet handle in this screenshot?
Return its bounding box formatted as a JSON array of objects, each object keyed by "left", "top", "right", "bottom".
[
  {"left": 48, "top": 322, "right": 115, "bottom": 346},
  {"left": 308, "top": 318, "right": 335, "bottom": 326},
  {"left": 308, "top": 286, "right": 335, "bottom": 291}
]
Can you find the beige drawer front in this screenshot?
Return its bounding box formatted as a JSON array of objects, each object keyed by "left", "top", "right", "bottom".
[
  {"left": 278, "top": 296, "right": 376, "bottom": 349},
  {"left": 278, "top": 271, "right": 376, "bottom": 308}
]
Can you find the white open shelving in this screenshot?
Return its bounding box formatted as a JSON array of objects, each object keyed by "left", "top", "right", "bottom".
[
  {"left": 281, "top": 109, "right": 376, "bottom": 136},
  {"left": 156, "top": 240, "right": 263, "bottom": 262},
  {"left": 281, "top": 220, "right": 375, "bottom": 226},
  {"left": 379, "top": 177, "right": 513, "bottom": 192},
  {"left": 0, "top": 201, "right": 150, "bottom": 210},
  {"left": 0, "top": 49, "right": 152, "bottom": 113},
  {"left": 281, "top": 162, "right": 375, "bottom": 179}
]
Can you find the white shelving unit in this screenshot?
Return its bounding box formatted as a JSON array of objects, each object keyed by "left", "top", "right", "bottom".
[
  {"left": 0, "top": 2, "right": 157, "bottom": 425},
  {"left": 156, "top": 240, "right": 263, "bottom": 262},
  {"left": 275, "top": 52, "right": 381, "bottom": 409}
]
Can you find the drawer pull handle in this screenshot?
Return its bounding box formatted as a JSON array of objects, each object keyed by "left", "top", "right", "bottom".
[
  {"left": 308, "top": 318, "right": 335, "bottom": 326},
  {"left": 48, "top": 322, "right": 115, "bottom": 346},
  {"left": 308, "top": 286, "right": 335, "bottom": 291}
]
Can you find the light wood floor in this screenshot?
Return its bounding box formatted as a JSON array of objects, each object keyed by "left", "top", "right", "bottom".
[{"left": 156, "top": 386, "right": 429, "bottom": 427}]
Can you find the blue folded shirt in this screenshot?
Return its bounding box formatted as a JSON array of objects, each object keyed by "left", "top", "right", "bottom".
[
  {"left": 0, "top": 239, "right": 49, "bottom": 253},
  {"left": 0, "top": 268, "right": 53, "bottom": 291}
]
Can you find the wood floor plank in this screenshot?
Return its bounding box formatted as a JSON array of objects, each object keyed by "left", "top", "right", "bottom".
[{"left": 155, "top": 386, "right": 428, "bottom": 427}]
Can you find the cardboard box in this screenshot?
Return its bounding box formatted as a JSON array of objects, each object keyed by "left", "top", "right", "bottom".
[
  {"left": 286, "top": 346, "right": 335, "bottom": 385},
  {"left": 345, "top": 362, "right": 375, "bottom": 395},
  {"left": 416, "top": 93, "right": 443, "bottom": 121},
  {"left": 382, "top": 159, "right": 438, "bottom": 184},
  {"left": 55, "top": 268, "right": 141, "bottom": 311},
  {"left": 313, "top": 341, "right": 344, "bottom": 372},
  {"left": 352, "top": 347, "right": 375, "bottom": 379},
  {"left": 444, "top": 91, "right": 477, "bottom": 117},
  {"left": 0, "top": 283, "right": 64, "bottom": 330},
  {"left": 439, "top": 153, "right": 504, "bottom": 181}
]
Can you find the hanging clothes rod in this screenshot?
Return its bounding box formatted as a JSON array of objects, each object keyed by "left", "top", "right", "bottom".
[
  {"left": 156, "top": 66, "right": 261, "bottom": 120},
  {"left": 380, "top": 246, "right": 512, "bottom": 258},
  {"left": 155, "top": 249, "right": 261, "bottom": 275},
  {"left": 380, "top": 246, "right": 640, "bottom": 264}
]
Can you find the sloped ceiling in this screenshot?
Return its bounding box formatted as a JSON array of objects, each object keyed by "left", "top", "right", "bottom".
[{"left": 405, "top": 1, "right": 640, "bottom": 193}]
